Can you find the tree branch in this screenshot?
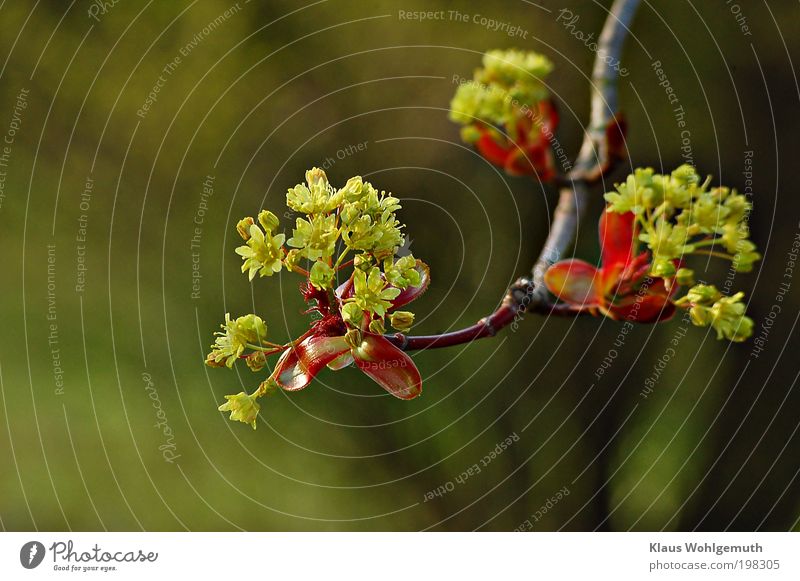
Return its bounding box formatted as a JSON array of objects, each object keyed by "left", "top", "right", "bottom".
[{"left": 389, "top": 0, "right": 641, "bottom": 351}]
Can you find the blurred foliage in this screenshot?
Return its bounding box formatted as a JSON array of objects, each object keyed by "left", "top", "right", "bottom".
[{"left": 0, "top": 0, "right": 798, "bottom": 531}]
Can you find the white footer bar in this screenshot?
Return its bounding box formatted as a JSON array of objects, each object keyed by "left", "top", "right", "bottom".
[{"left": 1, "top": 532, "right": 797, "bottom": 580}]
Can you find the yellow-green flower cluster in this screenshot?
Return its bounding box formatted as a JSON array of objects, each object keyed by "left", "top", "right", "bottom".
[
  {"left": 288, "top": 169, "right": 408, "bottom": 285},
  {"left": 449, "top": 49, "right": 553, "bottom": 141},
  {"left": 206, "top": 314, "right": 268, "bottom": 368},
  {"left": 286, "top": 167, "right": 343, "bottom": 214},
  {"left": 383, "top": 255, "right": 421, "bottom": 288},
  {"left": 679, "top": 284, "right": 754, "bottom": 342},
  {"left": 605, "top": 165, "right": 760, "bottom": 276},
  {"left": 233, "top": 168, "right": 412, "bottom": 292},
  {"left": 604, "top": 165, "right": 759, "bottom": 342},
  {"left": 338, "top": 175, "right": 404, "bottom": 257},
  {"left": 231, "top": 167, "right": 423, "bottom": 333},
  {"left": 211, "top": 167, "right": 427, "bottom": 428},
  {"left": 288, "top": 213, "right": 339, "bottom": 261}
]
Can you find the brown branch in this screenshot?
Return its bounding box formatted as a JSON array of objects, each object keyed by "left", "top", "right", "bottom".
[{"left": 389, "top": 0, "right": 641, "bottom": 351}]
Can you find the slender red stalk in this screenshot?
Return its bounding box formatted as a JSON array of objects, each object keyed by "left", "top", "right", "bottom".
[{"left": 386, "top": 300, "right": 584, "bottom": 350}]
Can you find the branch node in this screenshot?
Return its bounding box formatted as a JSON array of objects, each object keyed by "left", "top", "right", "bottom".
[
  {"left": 392, "top": 332, "right": 409, "bottom": 350},
  {"left": 478, "top": 316, "right": 497, "bottom": 337}
]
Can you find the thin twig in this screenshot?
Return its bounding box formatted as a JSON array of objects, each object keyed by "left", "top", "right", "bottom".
[{"left": 389, "top": 0, "right": 641, "bottom": 351}]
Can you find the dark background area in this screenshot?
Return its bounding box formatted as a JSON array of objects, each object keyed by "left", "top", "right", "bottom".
[{"left": 0, "top": 0, "right": 797, "bottom": 531}]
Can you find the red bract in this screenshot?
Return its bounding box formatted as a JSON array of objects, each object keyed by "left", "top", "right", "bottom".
[
  {"left": 271, "top": 261, "right": 430, "bottom": 399},
  {"left": 544, "top": 210, "right": 677, "bottom": 323},
  {"left": 473, "top": 100, "right": 559, "bottom": 179}
]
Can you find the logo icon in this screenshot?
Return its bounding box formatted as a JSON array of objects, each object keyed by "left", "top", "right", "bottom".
[{"left": 20, "top": 541, "right": 45, "bottom": 569}]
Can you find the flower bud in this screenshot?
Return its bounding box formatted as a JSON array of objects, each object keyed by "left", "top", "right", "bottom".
[
  {"left": 258, "top": 210, "right": 279, "bottom": 233},
  {"left": 675, "top": 268, "right": 695, "bottom": 287},
  {"left": 245, "top": 351, "right": 267, "bottom": 372},
  {"left": 368, "top": 318, "right": 386, "bottom": 335},
  {"left": 236, "top": 217, "right": 255, "bottom": 240},
  {"left": 305, "top": 167, "right": 328, "bottom": 188},
  {"left": 353, "top": 253, "right": 373, "bottom": 270},
  {"left": 650, "top": 259, "right": 676, "bottom": 278},
  {"left": 205, "top": 352, "right": 227, "bottom": 368},
  {"left": 257, "top": 378, "right": 279, "bottom": 397},
  {"left": 309, "top": 260, "right": 334, "bottom": 290},
  {"left": 341, "top": 302, "right": 364, "bottom": 328},
  {"left": 709, "top": 292, "right": 751, "bottom": 341},
  {"left": 344, "top": 328, "right": 362, "bottom": 350},
  {"left": 689, "top": 305, "right": 711, "bottom": 327},
  {"left": 389, "top": 310, "right": 415, "bottom": 332},
  {"left": 686, "top": 284, "right": 721, "bottom": 306},
  {"left": 283, "top": 249, "right": 302, "bottom": 273},
  {"left": 670, "top": 164, "right": 699, "bottom": 186},
  {"left": 340, "top": 176, "right": 365, "bottom": 202},
  {"left": 236, "top": 314, "right": 268, "bottom": 343},
  {"left": 459, "top": 125, "right": 481, "bottom": 144},
  {"left": 723, "top": 192, "right": 749, "bottom": 223}
]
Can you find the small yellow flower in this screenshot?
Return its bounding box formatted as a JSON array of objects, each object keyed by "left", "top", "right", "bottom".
[
  {"left": 287, "top": 215, "right": 338, "bottom": 261},
  {"left": 236, "top": 224, "right": 285, "bottom": 280},
  {"left": 218, "top": 392, "right": 260, "bottom": 429},
  {"left": 349, "top": 267, "right": 401, "bottom": 318},
  {"left": 309, "top": 260, "right": 335, "bottom": 290}
]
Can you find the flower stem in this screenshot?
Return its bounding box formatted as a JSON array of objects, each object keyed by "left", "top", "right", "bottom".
[
  {"left": 692, "top": 249, "right": 735, "bottom": 260},
  {"left": 333, "top": 247, "right": 351, "bottom": 270}
]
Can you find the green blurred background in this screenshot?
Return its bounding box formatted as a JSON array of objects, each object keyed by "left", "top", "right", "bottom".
[{"left": 0, "top": 0, "right": 798, "bottom": 531}]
